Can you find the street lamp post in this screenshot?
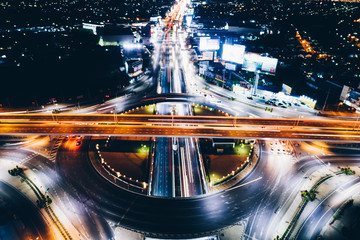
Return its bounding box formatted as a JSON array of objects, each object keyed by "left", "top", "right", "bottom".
[
  {"left": 222, "top": 69, "right": 226, "bottom": 89},
  {"left": 337, "top": 102, "right": 343, "bottom": 112},
  {"left": 234, "top": 113, "right": 238, "bottom": 127},
  {"left": 171, "top": 105, "right": 175, "bottom": 126},
  {"left": 354, "top": 114, "right": 360, "bottom": 130},
  {"left": 295, "top": 115, "right": 303, "bottom": 127},
  {"left": 113, "top": 105, "right": 118, "bottom": 124}
]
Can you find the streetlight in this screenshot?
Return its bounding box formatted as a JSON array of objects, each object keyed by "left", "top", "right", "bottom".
[
  {"left": 337, "top": 102, "right": 343, "bottom": 112},
  {"left": 354, "top": 114, "right": 360, "bottom": 130},
  {"left": 113, "top": 105, "right": 118, "bottom": 124},
  {"left": 295, "top": 115, "right": 303, "bottom": 127},
  {"left": 234, "top": 113, "right": 238, "bottom": 127},
  {"left": 171, "top": 105, "right": 176, "bottom": 126}
]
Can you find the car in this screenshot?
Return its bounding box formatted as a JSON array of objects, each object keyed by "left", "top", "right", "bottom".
[
  {"left": 265, "top": 100, "right": 273, "bottom": 105},
  {"left": 64, "top": 136, "right": 69, "bottom": 140},
  {"left": 277, "top": 148, "right": 281, "bottom": 153},
  {"left": 75, "top": 140, "right": 81, "bottom": 146},
  {"left": 270, "top": 148, "right": 274, "bottom": 152},
  {"left": 281, "top": 140, "right": 286, "bottom": 145},
  {"left": 294, "top": 102, "right": 300, "bottom": 106},
  {"left": 247, "top": 96, "right": 253, "bottom": 100},
  {"left": 280, "top": 105, "right": 287, "bottom": 108},
  {"left": 288, "top": 103, "right": 292, "bottom": 107}
]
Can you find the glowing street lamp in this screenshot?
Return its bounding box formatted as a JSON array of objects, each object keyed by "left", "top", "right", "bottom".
[{"left": 337, "top": 102, "right": 343, "bottom": 112}]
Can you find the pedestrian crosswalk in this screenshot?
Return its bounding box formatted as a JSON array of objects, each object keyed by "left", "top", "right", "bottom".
[{"left": 48, "top": 136, "right": 64, "bottom": 162}]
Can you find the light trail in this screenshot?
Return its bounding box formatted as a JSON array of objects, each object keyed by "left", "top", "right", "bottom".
[{"left": 224, "top": 177, "right": 263, "bottom": 192}]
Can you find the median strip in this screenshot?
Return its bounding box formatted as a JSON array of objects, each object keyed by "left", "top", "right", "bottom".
[{"left": 279, "top": 168, "right": 355, "bottom": 240}]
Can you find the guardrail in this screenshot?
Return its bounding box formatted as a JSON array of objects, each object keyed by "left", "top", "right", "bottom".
[{"left": 93, "top": 143, "right": 147, "bottom": 193}]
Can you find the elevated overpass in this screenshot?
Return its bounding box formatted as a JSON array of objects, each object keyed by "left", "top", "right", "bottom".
[
  {"left": 0, "top": 113, "right": 359, "bottom": 130},
  {"left": 0, "top": 123, "right": 360, "bottom": 142}
]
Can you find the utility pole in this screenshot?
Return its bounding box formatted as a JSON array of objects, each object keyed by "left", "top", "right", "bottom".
[
  {"left": 222, "top": 68, "right": 225, "bottom": 88},
  {"left": 253, "top": 70, "right": 260, "bottom": 96},
  {"left": 322, "top": 87, "right": 330, "bottom": 112}
]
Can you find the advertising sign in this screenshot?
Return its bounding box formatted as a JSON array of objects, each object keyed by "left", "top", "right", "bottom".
[
  {"left": 200, "top": 51, "right": 214, "bottom": 61},
  {"left": 225, "top": 62, "right": 237, "bottom": 71},
  {"left": 261, "top": 57, "right": 278, "bottom": 74},
  {"left": 199, "top": 37, "right": 220, "bottom": 51},
  {"left": 185, "top": 16, "right": 193, "bottom": 26},
  {"left": 199, "top": 64, "right": 207, "bottom": 75},
  {"left": 222, "top": 44, "right": 246, "bottom": 64},
  {"left": 339, "top": 85, "right": 351, "bottom": 101},
  {"left": 150, "top": 17, "right": 159, "bottom": 22},
  {"left": 186, "top": 8, "right": 194, "bottom": 15},
  {"left": 126, "top": 59, "right": 143, "bottom": 77},
  {"left": 205, "top": 71, "right": 215, "bottom": 79},
  {"left": 242, "top": 53, "right": 278, "bottom": 75},
  {"left": 282, "top": 83, "right": 292, "bottom": 95}
]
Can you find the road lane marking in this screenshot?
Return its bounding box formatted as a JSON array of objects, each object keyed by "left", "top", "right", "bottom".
[{"left": 225, "top": 177, "right": 263, "bottom": 192}]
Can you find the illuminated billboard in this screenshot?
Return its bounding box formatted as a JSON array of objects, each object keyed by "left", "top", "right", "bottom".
[
  {"left": 225, "top": 63, "right": 236, "bottom": 71},
  {"left": 282, "top": 83, "right": 292, "bottom": 95},
  {"left": 199, "top": 37, "right": 220, "bottom": 51},
  {"left": 198, "top": 51, "right": 214, "bottom": 61},
  {"left": 261, "top": 57, "right": 278, "bottom": 74},
  {"left": 340, "top": 85, "right": 360, "bottom": 110},
  {"left": 126, "top": 59, "right": 143, "bottom": 77},
  {"left": 339, "top": 85, "right": 351, "bottom": 101},
  {"left": 242, "top": 53, "right": 278, "bottom": 75},
  {"left": 185, "top": 16, "right": 193, "bottom": 26},
  {"left": 222, "top": 44, "right": 246, "bottom": 64}
]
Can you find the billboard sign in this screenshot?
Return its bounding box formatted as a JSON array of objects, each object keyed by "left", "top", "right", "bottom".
[
  {"left": 222, "top": 44, "right": 245, "bottom": 64},
  {"left": 199, "top": 37, "right": 220, "bottom": 51},
  {"left": 242, "top": 53, "right": 278, "bottom": 75},
  {"left": 225, "top": 63, "right": 237, "bottom": 71},
  {"left": 282, "top": 83, "right": 292, "bottom": 95},
  {"left": 185, "top": 15, "right": 193, "bottom": 26},
  {"left": 150, "top": 17, "right": 159, "bottom": 22},
  {"left": 199, "top": 51, "right": 214, "bottom": 61},
  {"left": 339, "top": 85, "right": 351, "bottom": 101},
  {"left": 261, "top": 57, "right": 278, "bottom": 74},
  {"left": 186, "top": 8, "right": 194, "bottom": 15},
  {"left": 199, "top": 63, "right": 208, "bottom": 75},
  {"left": 341, "top": 86, "right": 360, "bottom": 110}
]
